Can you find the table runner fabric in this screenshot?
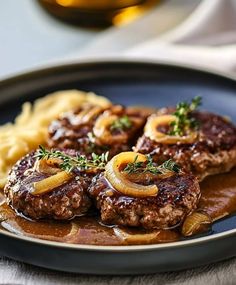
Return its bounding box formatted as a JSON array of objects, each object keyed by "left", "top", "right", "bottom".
[
  {"left": 1, "top": 0, "right": 236, "bottom": 284},
  {"left": 1, "top": 256, "right": 236, "bottom": 285}
]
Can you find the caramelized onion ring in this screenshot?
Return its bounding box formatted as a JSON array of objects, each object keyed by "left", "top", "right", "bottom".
[
  {"left": 144, "top": 114, "right": 197, "bottom": 144},
  {"left": 114, "top": 227, "right": 161, "bottom": 244},
  {"left": 124, "top": 170, "right": 174, "bottom": 183},
  {"left": 32, "top": 171, "right": 73, "bottom": 195},
  {"left": 35, "top": 158, "right": 62, "bottom": 175},
  {"left": 181, "top": 211, "right": 212, "bottom": 237},
  {"left": 76, "top": 106, "right": 104, "bottom": 124},
  {"left": 93, "top": 113, "right": 128, "bottom": 145},
  {"left": 105, "top": 152, "right": 158, "bottom": 197}
]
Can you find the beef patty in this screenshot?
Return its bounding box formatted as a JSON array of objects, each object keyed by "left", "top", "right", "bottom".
[
  {"left": 4, "top": 150, "right": 92, "bottom": 220},
  {"left": 48, "top": 104, "right": 150, "bottom": 158},
  {"left": 89, "top": 171, "right": 200, "bottom": 229},
  {"left": 135, "top": 110, "right": 236, "bottom": 181}
]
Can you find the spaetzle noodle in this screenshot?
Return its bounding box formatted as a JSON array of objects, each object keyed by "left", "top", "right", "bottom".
[{"left": 0, "top": 90, "right": 110, "bottom": 188}]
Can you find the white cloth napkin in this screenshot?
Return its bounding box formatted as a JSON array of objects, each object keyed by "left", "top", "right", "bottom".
[
  {"left": 73, "top": 0, "right": 236, "bottom": 76},
  {"left": 125, "top": 0, "right": 236, "bottom": 75}
]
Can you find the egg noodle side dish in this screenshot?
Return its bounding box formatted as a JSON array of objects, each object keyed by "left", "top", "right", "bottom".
[{"left": 0, "top": 90, "right": 111, "bottom": 188}]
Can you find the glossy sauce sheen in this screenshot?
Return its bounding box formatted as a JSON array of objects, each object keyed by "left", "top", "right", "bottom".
[
  {"left": 0, "top": 168, "right": 236, "bottom": 245},
  {"left": 199, "top": 168, "right": 236, "bottom": 221}
]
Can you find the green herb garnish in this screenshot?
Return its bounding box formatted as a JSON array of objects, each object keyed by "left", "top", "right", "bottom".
[
  {"left": 85, "top": 132, "right": 97, "bottom": 153},
  {"left": 110, "top": 115, "right": 132, "bottom": 132},
  {"left": 169, "top": 96, "right": 202, "bottom": 136},
  {"left": 85, "top": 132, "right": 110, "bottom": 154},
  {"left": 124, "top": 154, "right": 180, "bottom": 175},
  {"left": 35, "top": 145, "right": 109, "bottom": 173}
]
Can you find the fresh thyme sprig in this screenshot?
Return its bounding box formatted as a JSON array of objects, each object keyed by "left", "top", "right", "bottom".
[
  {"left": 169, "top": 96, "right": 202, "bottom": 136},
  {"left": 35, "top": 145, "right": 109, "bottom": 173},
  {"left": 110, "top": 115, "right": 132, "bottom": 132},
  {"left": 124, "top": 154, "right": 180, "bottom": 175},
  {"left": 86, "top": 132, "right": 109, "bottom": 154}
]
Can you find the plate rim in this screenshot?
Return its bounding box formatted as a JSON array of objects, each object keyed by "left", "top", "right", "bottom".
[
  {"left": 0, "top": 58, "right": 236, "bottom": 85},
  {"left": 1, "top": 226, "right": 236, "bottom": 252},
  {"left": 0, "top": 59, "right": 236, "bottom": 252}
]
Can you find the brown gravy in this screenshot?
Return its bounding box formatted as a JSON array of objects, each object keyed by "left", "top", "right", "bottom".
[
  {"left": 199, "top": 167, "right": 236, "bottom": 221},
  {"left": 1, "top": 168, "right": 236, "bottom": 246}
]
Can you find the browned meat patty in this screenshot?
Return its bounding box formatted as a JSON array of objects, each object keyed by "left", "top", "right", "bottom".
[
  {"left": 4, "top": 150, "right": 92, "bottom": 220},
  {"left": 89, "top": 172, "right": 200, "bottom": 229},
  {"left": 135, "top": 110, "right": 236, "bottom": 181},
  {"left": 48, "top": 104, "right": 150, "bottom": 158}
]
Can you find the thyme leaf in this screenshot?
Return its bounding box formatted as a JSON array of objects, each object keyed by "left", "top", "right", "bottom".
[
  {"left": 124, "top": 154, "right": 180, "bottom": 176},
  {"left": 169, "top": 96, "right": 202, "bottom": 136},
  {"left": 35, "top": 145, "right": 109, "bottom": 173},
  {"left": 110, "top": 115, "right": 132, "bottom": 132},
  {"left": 123, "top": 155, "right": 143, "bottom": 174}
]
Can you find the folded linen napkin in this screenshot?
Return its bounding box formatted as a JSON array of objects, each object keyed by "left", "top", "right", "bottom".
[
  {"left": 125, "top": 0, "right": 236, "bottom": 75},
  {"left": 75, "top": 0, "right": 236, "bottom": 76}
]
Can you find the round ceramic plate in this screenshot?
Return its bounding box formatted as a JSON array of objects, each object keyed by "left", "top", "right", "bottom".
[{"left": 0, "top": 61, "right": 236, "bottom": 275}]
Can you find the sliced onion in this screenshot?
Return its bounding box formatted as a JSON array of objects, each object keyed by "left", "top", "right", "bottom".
[
  {"left": 32, "top": 171, "right": 73, "bottom": 195},
  {"left": 76, "top": 106, "right": 104, "bottom": 124},
  {"left": 114, "top": 227, "right": 160, "bottom": 244},
  {"left": 144, "top": 114, "right": 197, "bottom": 144},
  {"left": 181, "top": 211, "right": 212, "bottom": 237},
  {"left": 105, "top": 152, "right": 158, "bottom": 197},
  {"left": 63, "top": 222, "right": 81, "bottom": 243},
  {"left": 124, "top": 170, "right": 174, "bottom": 183},
  {"left": 35, "top": 158, "right": 62, "bottom": 175},
  {"left": 93, "top": 113, "right": 128, "bottom": 145}
]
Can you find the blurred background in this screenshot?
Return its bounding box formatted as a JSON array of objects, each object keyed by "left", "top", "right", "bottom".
[{"left": 0, "top": 0, "right": 235, "bottom": 78}]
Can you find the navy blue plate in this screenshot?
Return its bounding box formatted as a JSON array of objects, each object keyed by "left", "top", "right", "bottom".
[{"left": 0, "top": 61, "right": 236, "bottom": 274}]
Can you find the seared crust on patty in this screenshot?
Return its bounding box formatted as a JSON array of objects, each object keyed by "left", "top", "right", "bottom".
[
  {"left": 89, "top": 172, "right": 200, "bottom": 229},
  {"left": 135, "top": 110, "right": 236, "bottom": 181},
  {"left": 48, "top": 104, "right": 150, "bottom": 158},
  {"left": 4, "top": 151, "right": 92, "bottom": 220}
]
